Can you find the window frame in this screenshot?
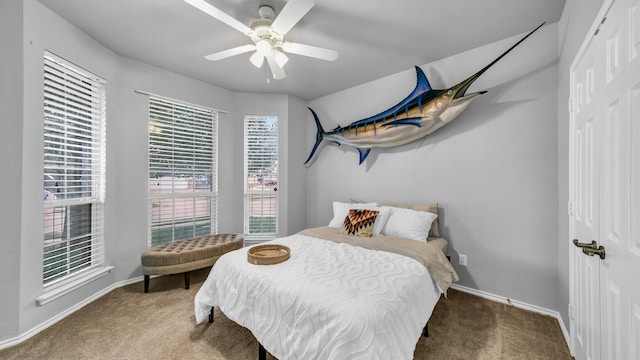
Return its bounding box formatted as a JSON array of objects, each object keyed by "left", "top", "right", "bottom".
[
  {"left": 147, "top": 95, "right": 218, "bottom": 247},
  {"left": 243, "top": 114, "right": 279, "bottom": 242},
  {"left": 42, "top": 51, "right": 107, "bottom": 290}
]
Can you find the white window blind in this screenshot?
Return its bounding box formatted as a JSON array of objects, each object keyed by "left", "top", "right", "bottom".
[
  {"left": 244, "top": 115, "right": 278, "bottom": 239},
  {"left": 43, "top": 52, "right": 106, "bottom": 285},
  {"left": 148, "top": 96, "right": 218, "bottom": 247}
]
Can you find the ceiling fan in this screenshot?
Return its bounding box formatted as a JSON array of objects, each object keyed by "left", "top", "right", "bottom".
[{"left": 185, "top": 0, "right": 339, "bottom": 80}]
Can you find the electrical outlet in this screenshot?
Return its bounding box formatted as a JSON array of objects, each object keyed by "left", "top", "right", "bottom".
[
  {"left": 569, "top": 304, "right": 574, "bottom": 320},
  {"left": 459, "top": 254, "right": 468, "bottom": 266}
]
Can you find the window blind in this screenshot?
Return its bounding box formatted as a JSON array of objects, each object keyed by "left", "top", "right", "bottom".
[
  {"left": 148, "top": 96, "right": 218, "bottom": 247},
  {"left": 244, "top": 115, "right": 278, "bottom": 237},
  {"left": 43, "top": 52, "right": 106, "bottom": 285}
]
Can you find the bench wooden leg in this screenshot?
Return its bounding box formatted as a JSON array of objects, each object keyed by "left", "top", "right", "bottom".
[
  {"left": 209, "top": 307, "right": 214, "bottom": 323},
  {"left": 258, "top": 343, "right": 266, "bottom": 360},
  {"left": 144, "top": 275, "right": 150, "bottom": 293},
  {"left": 184, "top": 272, "right": 190, "bottom": 290}
]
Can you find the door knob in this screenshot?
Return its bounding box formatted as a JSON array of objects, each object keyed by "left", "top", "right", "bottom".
[
  {"left": 582, "top": 245, "right": 606, "bottom": 260},
  {"left": 573, "top": 239, "right": 598, "bottom": 249}
]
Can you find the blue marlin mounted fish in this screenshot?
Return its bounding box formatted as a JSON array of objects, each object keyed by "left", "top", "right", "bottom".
[{"left": 304, "top": 23, "right": 545, "bottom": 166}]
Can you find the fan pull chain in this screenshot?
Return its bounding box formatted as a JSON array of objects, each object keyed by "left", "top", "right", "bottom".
[{"left": 265, "top": 63, "right": 271, "bottom": 83}]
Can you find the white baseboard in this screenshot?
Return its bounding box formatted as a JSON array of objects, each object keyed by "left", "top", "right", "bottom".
[
  {"left": 0, "top": 276, "right": 145, "bottom": 351},
  {"left": 450, "top": 284, "right": 571, "bottom": 351}
]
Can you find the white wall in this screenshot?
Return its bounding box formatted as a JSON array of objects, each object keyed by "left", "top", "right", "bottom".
[
  {"left": 306, "top": 24, "right": 561, "bottom": 310},
  {"left": 234, "top": 93, "right": 309, "bottom": 238},
  {"left": 1, "top": 0, "right": 306, "bottom": 345},
  {"left": 556, "top": 0, "right": 605, "bottom": 327},
  {"left": 1, "top": 0, "right": 597, "bottom": 347},
  {"left": 111, "top": 57, "right": 236, "bottom": 282},
  {"left": 19, "top": 0, "right": 118, "bottom": 336},
  {"left": 0, "top": 0, "right": 24, "bottom": 341},
  {"left": 286, "top": 95, "right": 309, "bottom": 235},
  {"left": 234, "top": 93, "right": 287, "bottom": 236},
  {"left": 10, "top": 0, "right": 240, "bottom": 340}
]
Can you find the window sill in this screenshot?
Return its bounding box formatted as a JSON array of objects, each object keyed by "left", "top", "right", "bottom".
[
  {"left": 36, "top": 266, "right": 114, "bottom": 306},
  {"left": 243, "top": 235, "right": 278, "bottom": 246}
]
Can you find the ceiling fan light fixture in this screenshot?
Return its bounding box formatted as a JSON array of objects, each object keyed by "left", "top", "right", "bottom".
[
  {"left": 256, "top": 39, "right": 273, "bottom": 56},
  {"left": 249, "top": 52, "right": 265, "bottom": 68},
  {"left": 274, "top": 50, "right": 289, "bottom": 68}
]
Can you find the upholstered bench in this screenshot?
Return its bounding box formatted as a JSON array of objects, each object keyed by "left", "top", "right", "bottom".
[{"left": 140, "top": 233, "right": 243, "bottom": 293}]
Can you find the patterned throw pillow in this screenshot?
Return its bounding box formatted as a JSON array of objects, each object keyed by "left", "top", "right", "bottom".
[{"left": 341, "top": 209, "right": 379, "bottom": 237}]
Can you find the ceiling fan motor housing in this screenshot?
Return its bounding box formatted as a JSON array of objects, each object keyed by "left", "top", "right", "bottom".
[
  {"left": 250, "top": 13, "right": 284, "bottom": 49},
  {"left": 258, "top": 5, "right": 275, "bottom": 20}
]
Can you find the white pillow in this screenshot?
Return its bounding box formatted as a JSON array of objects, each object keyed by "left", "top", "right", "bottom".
[
  {"left": 381, "top": 206, "right": 438, "bottom": 241},
  {"left": 328, "top": 202, "right": 376, "bottom": 228},
  {"left": 328, "top": 201, "right": 390, "bottom": 236},
  {"left": 370, "top": 206, "right": 391, "bottom": 236}
]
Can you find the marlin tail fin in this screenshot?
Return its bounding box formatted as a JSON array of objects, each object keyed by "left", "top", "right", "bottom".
[{"left": 304, "top": 108, "right": 326, "bottom": 165}]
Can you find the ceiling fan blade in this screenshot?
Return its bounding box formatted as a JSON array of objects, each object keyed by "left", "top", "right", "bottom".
[
  {"left": 184, "top": 0, "right": 253, "bottom": 36},
  {"left": 205, "top": 44, "right": 256, "bottom": 61},
  {"left": 271, "top": 0, "right": 315, "bottom": 35},
  {"left": 266, "top": 53, "right": 287, "bottom": 80},
  {"left": 282, "top": 42, "right": 338, "bottom": 61}
]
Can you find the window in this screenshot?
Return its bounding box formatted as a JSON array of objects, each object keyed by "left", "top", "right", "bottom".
[
  {"left": 43, "top": 52, "right": 106, "bottom": 286},
  {"left": 244, "top": 115, "right": 278, "bottom": 241},
  {"left": 148, "top": 96, "right": 218, "bottom": 247}
]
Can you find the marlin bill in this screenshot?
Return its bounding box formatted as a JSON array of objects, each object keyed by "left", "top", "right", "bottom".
[{"left": 304, "top": 23, "right": 545, "bottom": 166}]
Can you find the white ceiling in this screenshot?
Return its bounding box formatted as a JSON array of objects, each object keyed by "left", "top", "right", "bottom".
[{"left": 37, "top": 0, "right": 566, "bottom": 100}]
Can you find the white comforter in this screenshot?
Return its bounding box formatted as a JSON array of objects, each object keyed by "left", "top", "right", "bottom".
[{"left": 194, "top": 233, "right": 441, "bottom": 360}]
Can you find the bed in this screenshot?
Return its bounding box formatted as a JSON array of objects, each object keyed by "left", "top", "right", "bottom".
[{"left": 194, "top": 202, "right": 459, "bottom": 360}]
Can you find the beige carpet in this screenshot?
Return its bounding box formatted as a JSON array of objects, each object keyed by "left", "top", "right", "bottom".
[{"left": 0, "top": 268, "right": 571, "bottom": 359}]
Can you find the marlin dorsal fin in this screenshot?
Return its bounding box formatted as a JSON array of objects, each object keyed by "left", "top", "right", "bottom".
[{"left": 414, "top": 66, "right": 432, "bottom": 93}]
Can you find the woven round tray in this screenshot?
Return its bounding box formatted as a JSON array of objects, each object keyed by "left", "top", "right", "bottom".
[{"left": 247, "top": 244, "right": 291, "bottom": 265}]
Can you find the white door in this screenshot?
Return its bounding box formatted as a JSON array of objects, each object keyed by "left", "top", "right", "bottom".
[
  {"left": 570, "top": 0, "right": 640, "bottom": 359},
  {"left": 570, "top": 27, "right": 601, "bottom": 360}
]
